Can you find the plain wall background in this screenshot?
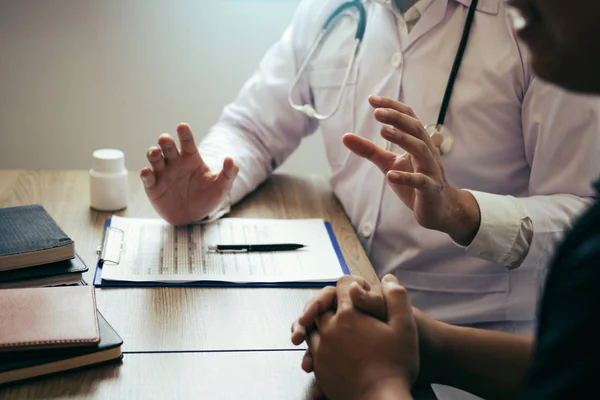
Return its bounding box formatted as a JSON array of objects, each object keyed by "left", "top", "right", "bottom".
[{"left": 0, "top": 0, "right": 330, "bottom": 176}]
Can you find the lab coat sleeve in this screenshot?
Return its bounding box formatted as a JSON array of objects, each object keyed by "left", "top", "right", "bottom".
[
  {"left": 464, "top": 78, "right": 600, "bottom": 269},
  {"left": 197, "top": 0, "right": 320, "bottom": 206},
  {"left": 518, "top": 79, "right": 600, "bottom": 269}
]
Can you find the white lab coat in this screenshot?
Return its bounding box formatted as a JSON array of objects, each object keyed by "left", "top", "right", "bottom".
[{"left": 199, "top": 0, "right": 600, "bottom": 326}]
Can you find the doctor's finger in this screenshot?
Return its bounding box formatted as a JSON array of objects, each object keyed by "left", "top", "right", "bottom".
[
  {"left": 342, "top": 133, "right": 397, "bottom": 172},
  {"left": 387, "top": 170, "right": 435, "bottom": 192},
  {"left": 369, "top": 96, "right": 418, "bottom": 118},
  {"left": 176, "top": 123, "right": 201, "bottom": 157},
  {"left": 147, "top": 146, "right": 166, "bottom": 173},
  {"left": 140, "top": 167, "right": 156, "bottom": 189},
  {"left": 374, "top": 108, "right": 437, "bottom": 154},
  {"left": 381, "top": 126, "right": 438, "bottom": 173},
  {"left": 157, "top": 133, "right": 180, "bottom": 162}
]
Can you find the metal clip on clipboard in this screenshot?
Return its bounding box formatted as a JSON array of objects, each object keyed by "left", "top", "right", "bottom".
[{"left": 96, "top": 226, "right": 125, "bottom": 265}]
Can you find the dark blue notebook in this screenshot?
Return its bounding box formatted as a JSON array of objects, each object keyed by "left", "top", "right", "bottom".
[
  {"left": 0, "top": 253, "right": 88, "bottom": 288},
  {"left": 0, "top": 205, "right": 75, "bottom": 271},
  {"left": 94, "top": 219, "right": 349, "bottom": 288}
]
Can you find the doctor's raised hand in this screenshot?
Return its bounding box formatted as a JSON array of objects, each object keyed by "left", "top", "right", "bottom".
[
  {"left": 140, "top": 123, "right": 239, "bottom": 226},
  {"left": 344, "top": 96, "right": 481, "bottom": 246}
]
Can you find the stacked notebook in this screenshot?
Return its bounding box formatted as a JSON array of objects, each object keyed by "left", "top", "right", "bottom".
[
  {"left": 0, "top": 205, "right": 88, "bottom": 288},
  {"left": 0, "top": 286, "right": 123, "bottom": 385}
]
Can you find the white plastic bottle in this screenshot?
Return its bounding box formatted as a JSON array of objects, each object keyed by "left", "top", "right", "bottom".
[{"left": 89, "top": 149, "right": 128, "bottom": 211}]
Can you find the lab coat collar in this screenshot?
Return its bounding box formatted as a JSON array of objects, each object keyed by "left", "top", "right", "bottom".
[
  {"left": 371, "top": 0, "right": 499, "bottom": 15},
  {"left": 454, "top": 0, "right": 500, "bottom": 15},
  {"left": 393, "top": 0, "right": 499, "bottom": 52}
]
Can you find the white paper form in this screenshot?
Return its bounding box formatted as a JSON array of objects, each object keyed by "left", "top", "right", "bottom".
[{"left": 100, "top": 216, "right": 346, "bottom": 283}]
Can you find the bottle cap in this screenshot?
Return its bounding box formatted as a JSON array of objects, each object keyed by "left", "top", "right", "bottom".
[{"left": 92, "top": 149, "right": 125, "bottom": 173}]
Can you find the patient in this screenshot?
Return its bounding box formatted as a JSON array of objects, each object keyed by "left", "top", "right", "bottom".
[{"left": 292, "top": 0, "right": 600, "bottom": 398}]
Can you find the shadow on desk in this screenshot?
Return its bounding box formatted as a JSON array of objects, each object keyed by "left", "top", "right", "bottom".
[
  {"left": 0, "top": 360, "right": 122, "bottom": 399},
  {"left": 0, "top": 352, "right": 437, "bottom": 399}
]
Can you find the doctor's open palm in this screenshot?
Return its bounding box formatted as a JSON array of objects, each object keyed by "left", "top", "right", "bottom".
[
  {"left": 344, "top": 96, "right": 481, "bottom": 246},
  {"left": 140, "top": 123, "right": 239, "bottom": 226}
]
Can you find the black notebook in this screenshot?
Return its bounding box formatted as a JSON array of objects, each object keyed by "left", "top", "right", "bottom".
[
  {"left": 0, "top": 253, "right": 88, "bottom": 289},
  {"left": 0, "top": 205, "right": 75, "bottom": 271},
  {"left": 0, "top": 311, "right": 123, "bottom": 386}
]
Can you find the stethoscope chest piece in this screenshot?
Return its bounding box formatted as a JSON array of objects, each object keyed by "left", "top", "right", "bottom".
[{"left": 425, "top": 124, "right": 454, "bottom": 155}]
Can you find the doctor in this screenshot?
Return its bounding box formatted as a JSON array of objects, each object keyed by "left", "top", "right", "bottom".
[{"left": 140, "top": 0, "right": 600, "bottom": 333}]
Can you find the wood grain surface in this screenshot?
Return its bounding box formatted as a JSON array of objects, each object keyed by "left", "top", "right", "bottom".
[
  {"left": 0, "top": 351, "right": 436, "bottom": 400},
  {"left": 0, "top": 170, "right": 436, "bottom": 399},
  {"left": 0, "top": 171, "right": 377, "bottom": 352},
  {"left": 0, "top": 352, "right": 437, "bottom": 400},
  {"left": 0, "top": 351, "right": 314, "bottom": 400}
]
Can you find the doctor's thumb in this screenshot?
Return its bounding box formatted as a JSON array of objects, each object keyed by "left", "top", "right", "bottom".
[
  {"left": 221, "top": 157, "right": 239, "bottom": 180},
  {"left": 215, "top": 157, "right": 239, "bottom": 190}
]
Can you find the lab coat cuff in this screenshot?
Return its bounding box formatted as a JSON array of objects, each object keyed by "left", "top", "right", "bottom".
[{"left": 460, "top": 190, "right": 529, "bottom": 268}]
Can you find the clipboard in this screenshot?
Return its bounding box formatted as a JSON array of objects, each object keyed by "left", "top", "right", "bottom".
[{"left": 93, "top": 219, "right": 350, "bottom": 288}]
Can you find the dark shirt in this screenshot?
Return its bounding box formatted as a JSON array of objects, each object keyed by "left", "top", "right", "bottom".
[{"left": 522, "top": 179, "right": 600, "bottom": 399}]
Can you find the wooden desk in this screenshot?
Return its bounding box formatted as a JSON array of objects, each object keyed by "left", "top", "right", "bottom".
[
  {"left": 0, "top": 171, "right": 377, "bottom": 352},
  {"left": 0, "top": 170, "right": 436, "bottom": 399}
]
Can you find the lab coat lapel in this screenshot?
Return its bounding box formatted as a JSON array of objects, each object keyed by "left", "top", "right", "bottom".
[
  {"left": 402, "top": 0, "right": 449, "bottom": 52},
  {"left": 404, "top": 0, "right": 500, "bottom": 53}
]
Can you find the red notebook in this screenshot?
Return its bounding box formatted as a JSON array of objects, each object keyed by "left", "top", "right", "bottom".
[{"left": 0, "top": 286, "right": 100, "bottom": 353}]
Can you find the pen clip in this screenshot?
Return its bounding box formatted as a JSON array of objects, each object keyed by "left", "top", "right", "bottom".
[{"left": 208, "top": 245, "right": 248, "bottom": 253}]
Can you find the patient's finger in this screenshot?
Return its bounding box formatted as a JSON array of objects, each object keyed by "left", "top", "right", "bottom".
[
  {"left": 309, "top": 384, "right": 326, "bottom": 400},
  {"left": 301, "top": 349, "right": 314, "bottom": 373},
  {"left": 349, "top": 281, "right": 387, "bottom": 320},
  {"left": 297, "top": 286, "right": 337, "bottom": 327},
  {"left": 291, "top": 320, "right": 308, "bottom": 346}
]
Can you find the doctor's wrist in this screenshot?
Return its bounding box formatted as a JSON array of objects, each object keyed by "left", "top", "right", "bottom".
[{"left": 441, "top": 189, "right": 481, "bottom": 246}]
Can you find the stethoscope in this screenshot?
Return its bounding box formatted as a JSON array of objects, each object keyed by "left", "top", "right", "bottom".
[{"left": 288, "top": 0, "right": 479, "bottom": 155}]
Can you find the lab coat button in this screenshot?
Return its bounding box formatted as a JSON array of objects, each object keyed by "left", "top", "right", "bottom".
[
  {"left": 391, "top": 52, "right": 403, "bottom": 68},
  {"left": 361, "top": 223, "right": 374, "bottom": 238}
]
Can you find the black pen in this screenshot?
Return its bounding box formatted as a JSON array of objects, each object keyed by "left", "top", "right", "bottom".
[{"left": 208, "top": 243, "right": 306, "bottom": 253}]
